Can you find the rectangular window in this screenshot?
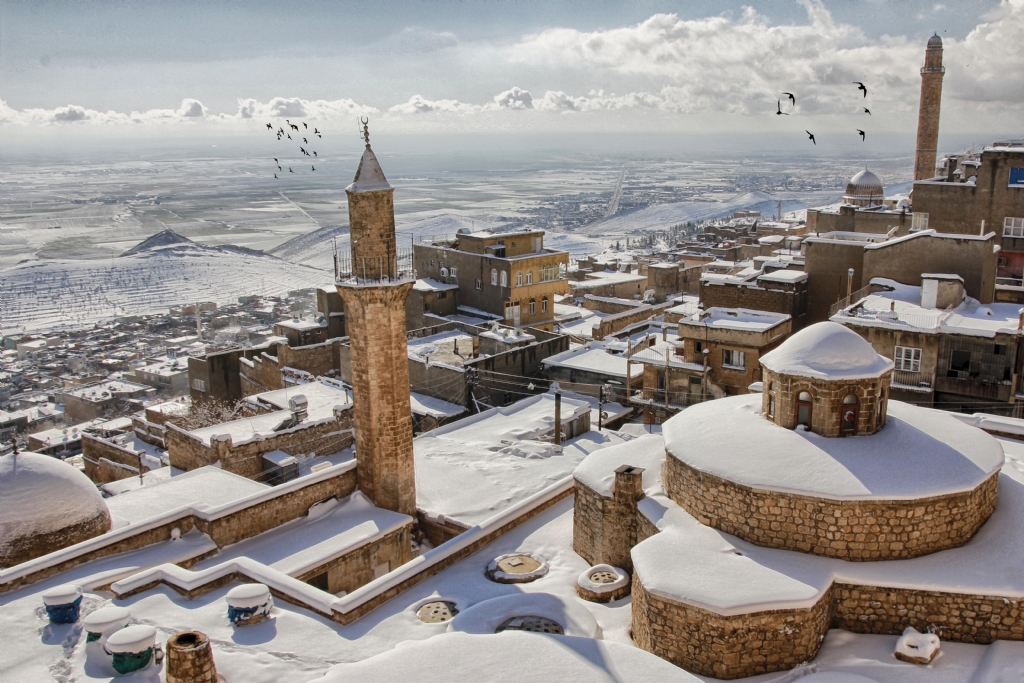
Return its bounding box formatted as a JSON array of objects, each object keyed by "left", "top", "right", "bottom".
[
  {"left": 722, "top": 349, "right": 746, "bottom": 369},
  {"left": 894, "top": 346, "right": 922, "bottom": 372},
  {"left": 950, "top": 349, "right": 972, "bottom": 373},
  {"left": 1004, "top": 217, "right": 1024, "bottom": 238},
  {"left": 541, "top": 298, "right": 548, "bottom": 313},
  {"left": 539, "top": 265, "right": 560, "bottom": 282},
  {"left": 526, "top": 270, "right": 533, "bottom": 285},
  {"left": 694, "top": 341, "right": 703, "bottom": 354},
  {"left": 449, "top": 267, "right": 457, "bottom": 278},
  {"left": 1010, "top": 167, "right": 1024, "bottom": 186},
  {"left": 192, "top": 378, "right": 206, "bottom": 392},
  {"left": 475, "top": 279, "right": 482, "bottom": 290},
  {"left": 529, "top": 300, "right": 536, "bottom": 315},
  {"left": 912, "top": 213, "right": 929, "bottom": 231}
]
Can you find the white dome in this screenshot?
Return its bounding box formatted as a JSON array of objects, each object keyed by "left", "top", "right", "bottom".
[
  {"left": 760, "top": 322, "right": 894, "bottom": 380},
  {"left": 0, "top": 452, "right": 110, "bottom": 566}
]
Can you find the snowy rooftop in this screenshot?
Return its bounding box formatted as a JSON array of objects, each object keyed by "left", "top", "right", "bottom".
[
  {"left": 414, "top": 392, "right": 629, "bottom": 526},
  {"left": 757, "top": 269, "right": 808, "bottom": 284},
  {"left": 245, "top": 379, "right": 352, "bottom": 415},
  {"left": 664, "top": 394, "right": 1003, "bottom": 500},
  {"left": 834, "top": 280, "right": 1024, "bottom": 338},
  {"left": 407, "top": 330, "right": 474, "bottom": 365},
  {"left": 679, "top": 307, "right": 790, "bottom": 333},
  {"left": 413, "top": 278, "right": 459, "bottom": 293},
  {"left": 410, "top": 392, "right": 465, "bottom": 419},
  {"left": 65, "top": 379, "right": 151, "bottom": 401},
  {"left": 275, "top": 317, "right": 327, "bottom": 332},
  {"left": 104, "top": 466, "right": 268, "bottom": 528},
  {"left": 541, "top": 342, "right": 643, "bottom": 379},
  {"left": 761, "top": 322, "right": 893, "bottom": 379}
]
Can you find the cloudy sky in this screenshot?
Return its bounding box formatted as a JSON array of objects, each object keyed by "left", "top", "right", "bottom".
[{"left": 1, "top": 0, "right": 1021, "bottom": 139}]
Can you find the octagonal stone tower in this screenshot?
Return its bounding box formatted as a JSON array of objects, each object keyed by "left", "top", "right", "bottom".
[
  {"left": 336, "top": 136, "right": 416, "bottom": 517},
  {"left": 760, "top": 322, "right": 893, "bottom": 437}
]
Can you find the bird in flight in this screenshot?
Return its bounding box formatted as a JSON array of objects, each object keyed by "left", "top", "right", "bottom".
[
  {"left": 311, "top": 165, "right": 316, "bottom": 171},
  {"left": 316, "top": 133, "right": 322, "bottom": 139},
  {"left": 303, "top": 137, "right": 308, "bottom": 144},
  {"left": 783, "top": 92, "right": 796, "bottom": 106},
  {"left": 289, "top": 167, "right": 294, "bottom": 173},
  {"left": 313, "top": 151, "right": 317, "bottom": 158},
  {"left": 300, "top": 146, "right": 306, "bottom": 155},
  {"left": 806, "top": 130, "right": 816, "bottom": 145},
  {"left": 277, "top": 165, "right": 282, "bottom": 171},
  {"left": 856, "top": 129, "right": 866, "bottom": 141},
  {"left": 776, "top": 100, "right": 789, "bottom": 116},
  {"left": 853, "top": 82, "right": 867, "bottom": 97},
  {"left": 290, "top": 123, "right": 299, "bottom": 131},
  {"left": 274, "top": 173, "right": 278, "bottom": 179},
  {"left": 303, "top": 122, "right": 308, "bottom": 129},
  {"left": 287, "top": 133, "right": 292, "bottom": 140},
  {"left": 863, "top": 107, "right": 871, "bottom": 115},
  {"left": 274, "top": 158, "right": 278, "bottom": 163},
  {"left": 314, "top": 128, "right": 321, "bottom": 135},
  {"left": 266, "top": 123, "right": 272, "bottom": 130}
]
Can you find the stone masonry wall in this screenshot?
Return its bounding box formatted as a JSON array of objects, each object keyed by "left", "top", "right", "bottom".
[
  {"left": 240, "top": 353, "right": 283, "bottom": 396},
  {"left": 573, "top": 475, "right": 642, "bottom": 571},
  {"left": 631, "top": 576, "right": 832, "bottom": 680},
  {"left": 304, "top": 524, "right": 413, "bottom": 595},
  {"left": 82, "top": 433, "right": 154, "bottom": 484},
  {"left": 762, "top": 370, "right": 890, "bottom": 437},
  {"left": 165, "top": 410, "right": 353, "bottom": 481},
  {"left": 700, "top": 280, "right": 807, "bottom": 329},
  {"left": 665, "top": 455, "right": 999, "bottom": 560}
]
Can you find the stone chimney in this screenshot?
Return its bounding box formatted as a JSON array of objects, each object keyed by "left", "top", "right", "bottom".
[
  {"left": 165, "top": 631, "right": 217, "bottom": 683},
  {"left": 289, "top": 394, "right": 308, "bottom": 422},
  {"left": 613, "top": 465, "right": 645, "bottom": 503},
  {"left": 920, "top": 274, "right": 964, "bottom": 310}
]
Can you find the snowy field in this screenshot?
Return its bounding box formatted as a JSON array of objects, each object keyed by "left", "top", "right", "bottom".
[{"left": 1, "top": 141, "right": 914, "bottom": 330}]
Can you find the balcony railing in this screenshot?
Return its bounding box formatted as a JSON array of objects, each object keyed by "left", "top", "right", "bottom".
[
  {"left": 630, "top": 387, "right": 705, "bottom": 409},
  {"left": 335, "top": 248, "right": 416, "bottom": 286},
  {"left": 891, "top": 370, "right": 932, "bottom": 392}
]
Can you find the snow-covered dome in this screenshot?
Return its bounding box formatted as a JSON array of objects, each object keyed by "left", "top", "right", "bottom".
[
  {"left": 842, "top": 169, "right": 884, "bottom": 207},
  {"left": 760, "top": 322, "right": 893, "bottom": 380},
  {"left": 927, "top": 33, "right": 943, "bottom": 49},
  {"left": 0, "top": 452, "right": 111, "bottom": 568}
]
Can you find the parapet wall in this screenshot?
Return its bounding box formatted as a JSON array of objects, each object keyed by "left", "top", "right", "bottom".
[{"left": 664, "top": 454, "right": 999, "bottom": 560}]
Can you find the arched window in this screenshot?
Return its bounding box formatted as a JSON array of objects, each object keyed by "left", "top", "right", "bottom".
[
  {"left": 516, "top": 271, "right": 523, "bottom": 286},
  {"left": 526, "top": 270, "right": 533, "bottom": 285},
  {"left": 529, "top": 298, "right": 536, "bottom": 315},
  {"left": 841, "top": 394, "right": 858, "bottom": 434},
  {"left": 796, "top": 391, "right": 813, "bottom": 428},
  {"left": 876, "top": 389, "right": 886, "bottom": 427},
  {"left": 541, "top": 296, "right": 548, "bottom": 314},
  {"left": 767, "top": 382, "right": 775, "bottom": 418},
  {"left": 491, "top": 269, "right": 498, "bottom": 286},
  {"left": 500, "top": 271, "right": 508, "bottom": 287}
]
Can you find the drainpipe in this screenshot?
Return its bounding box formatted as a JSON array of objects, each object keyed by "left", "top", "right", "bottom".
[
  {"left": 847, "top": 268, "right": 855, "bottom": 300},
  {"left": 553, "top": 384, "right": 562, "bottom": 446},
  {"left": 664, "top": 347, "right": 670, "bottom": 409}
]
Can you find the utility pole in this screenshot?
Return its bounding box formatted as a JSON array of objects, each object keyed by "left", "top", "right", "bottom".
[
  {"left": 598, "top": 384, "right": 605, "bottom": 432},
  {"left": 553, "top": 382, "right": 562, "bottom": 446},
  {"left": 847, "top": 268, "right": 855, "bottom": 299}
]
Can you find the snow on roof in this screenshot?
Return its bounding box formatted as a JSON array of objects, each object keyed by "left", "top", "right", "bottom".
[
  {"left": 275, "top": 317, "right": 327, "bottom": 332},
  {"left": 66, "top": 379, "right": 151, "bottom": 401},
  {"left": 663, "top": 394, "right": 1003, "bottom": 500},
  {"left": 573, "top": 434, "right": 665, "bottom": 497},
  {"left": 836, "top": 286, "right": 1024, "bottom": 338},
  {"left": 760, "top": 322, "right": 893, "bottom": 379},
  {"left": 105, "top": 466, "right": 268, "bottom": 528},
  {"left": 413, "top": 278, "right": 459, "bottom": 292},
  {"left": 194, "top": 491, "right": 409, "bottom": 577},
  {"left": 757, "top": 269, "right": 807, "bottom": 284},
  {"left": 578, "top": 270, "right": 647, "bottom": 283},
  {"left": 414, "top": 393, "right": 628, "bottom": 526},
  {"left": 346, "top": 145, "right": 392, "bottom": 193},
  {"left": 681, "top": 307, "right": 791, "bottom": 333},
  {"left": 245, "top": 379, "right": 352, "bottom": 415},
  {"left": 0, "top": 452, "right": 110, "bottom": 551},
  {"left": 541, "top": 342, "right": 643, "bottom": 379},
  {"left": 410, "top": 392, "right": 465, "bottom": 418},
  {"left": 310, "top": 631, "right": 700, "bottom": 683}
]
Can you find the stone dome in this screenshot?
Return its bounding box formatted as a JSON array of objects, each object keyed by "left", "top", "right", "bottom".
[
  {"left": 760, "top": 322, "right": 893, "bottom": 380},
  {"left": 842, "top": 169, "right": 884, "bottom": 207},
  {"left": 928, "top": 33, "right": 943, "bottom": 48},
  {"left": 0, "top": 452, "right": 111, "bottom": 568}
]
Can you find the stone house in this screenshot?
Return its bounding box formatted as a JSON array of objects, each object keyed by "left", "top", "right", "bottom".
[
  {"left": 833, "top": 273, "right": 1024, "bottom": 415},
  {"left": 627, "top": 308, "right": 791, "bottom": 422},
  {"left": 414, "top": 228, "right": 570, "bottom": 329},
  {"left": 700, "top": 268, "right": 809, "bottom": 330},
  {"left": 62, "top": 379, "right": 154, "bottom": 423}
]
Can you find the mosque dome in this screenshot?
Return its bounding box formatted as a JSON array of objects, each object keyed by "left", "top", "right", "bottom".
[
  {"left": 761, "top": 321, "right": 893, "bottom": 380},
  {"left": 842, "top": 169, "right": 884, "bottom": 207},
  {"left": 0, "top": 452, "right": 111, "bottom": 568},
  {"left": 928, "top": 33, "right": 943, "bottom": 48}
]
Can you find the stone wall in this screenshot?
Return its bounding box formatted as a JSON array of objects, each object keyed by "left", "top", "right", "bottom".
[
  {"left": 631, "top": 577, "right": 831, "bottom": 680},
  {"left": 82, "top": 433, "right": 155, "bottom": 484},
  {"left": 240, "top": 352, "right": 283, "bottom": 396},
  {"left": 573, "top": 468, "right": 645, "bottom": 570},
  {"left": 0, "top": 466, "right": 358, "bottom": 593},
  {"left": 701, "top": 278, "right": 809, "bottom": 330},
  {"left": 761, "top": 370, "right": 890, "bottom": 437},
  {"left": 591, "top": 302, "right": 675, "bottom": 341},
  {"left": 664, "top": 455, "right": 999, "bottom": 560},
  {"left": 304, "top": 525, "right": 413, "bottom": 595},
  {"left": 165, "top": 410, "right": 354, "bottom": 481}
]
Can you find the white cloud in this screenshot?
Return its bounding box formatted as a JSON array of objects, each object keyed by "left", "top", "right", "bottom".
[
  {"left": 178, "top": 99, "right": 207, "bottom": 117},
  {"left": 388, "top": 95, "right": 479, "bottom": 115},
  {"left": 51, "top": 105, "right": 89, "bottom": 122},
  {"left": 491, "top": 86, "right": 533, "bottom": 110}
]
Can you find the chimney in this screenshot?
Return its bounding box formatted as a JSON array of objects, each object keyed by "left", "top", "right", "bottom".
[
  {"left": 552, "top": 384, "right": 562, "bottom": 446},
  {"left": 289, "top": 395, "right": 308, "bottom": 422},
  {"left": 613, "top": 465, "right": 645, "bottom": 503},
  {"left": 165, "top": 631, "right": 218, "bottom": 683}
]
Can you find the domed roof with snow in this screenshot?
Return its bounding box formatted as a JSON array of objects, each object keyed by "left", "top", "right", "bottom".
[
  {"left": 760, "top": 322, "right": 894, "bottom": 380},
  {"left": 0, "top": 452, "right": 111, "bottom": 567},
  {"left": 843, "top": 169, "right": 884, "bottom": 206}
]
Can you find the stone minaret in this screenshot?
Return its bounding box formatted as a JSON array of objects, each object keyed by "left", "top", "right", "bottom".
[
  {"left": 913, "top": 34, "right": 945, "bottom": 181},
  {"left": 336, "top": 127, "right": 416, "bottom": 516}
]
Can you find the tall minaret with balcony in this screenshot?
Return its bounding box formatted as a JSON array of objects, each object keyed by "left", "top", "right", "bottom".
[
  {"left": 914, "top": 34, "right": 945, "bottom": 181},
  {"left": 335, "top": 122, "right": 416, "bottom": 516}
]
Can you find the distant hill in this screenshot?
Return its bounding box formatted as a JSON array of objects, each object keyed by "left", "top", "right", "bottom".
[{"left": 0, "top": 229, "right": 330, "bottom": 334}]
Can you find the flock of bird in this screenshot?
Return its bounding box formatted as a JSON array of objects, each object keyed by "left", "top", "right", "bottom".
[
  {"left": 266, "top": 120, "right": 322, "bottom": 178},
  {"left": 775, "top": 82, "right": 872, "bottom": 146}
]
